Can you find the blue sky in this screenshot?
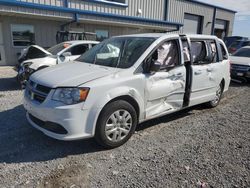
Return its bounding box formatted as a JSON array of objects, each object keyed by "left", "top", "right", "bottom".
[{"left": 198, "top": 0, "right": 250, "bottom": 38}]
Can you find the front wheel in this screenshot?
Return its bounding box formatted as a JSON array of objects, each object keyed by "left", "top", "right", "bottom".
[
  {"left": 206, "top": 83, "right": 223, "bottom": 108},
  {"left": 95, "top": 100, "right": 138, "bottom": 148}
]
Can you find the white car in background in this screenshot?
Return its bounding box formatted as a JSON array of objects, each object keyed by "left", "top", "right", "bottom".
[
  {"left": 17, "top": 40, "right": 99, "bottom": 85},
  {"left": 230, "top": 46, "right": 250, "bottom": 82}
]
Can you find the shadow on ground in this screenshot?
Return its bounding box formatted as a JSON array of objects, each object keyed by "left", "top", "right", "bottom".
[
  {"left": 0, "top": 77, "right": 22, "bottom": 91},
  {"left": 0, "top": 104, "right": 195, "bottom": 164},
  {"left": 0, "top": 82, "right": 248, "bottom": 164},
  {"left": 230, "top": 81, "right": 250, "bottom": 88}
]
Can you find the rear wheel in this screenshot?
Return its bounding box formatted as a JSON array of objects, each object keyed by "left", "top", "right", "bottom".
[
  {"left": 206, "top": 82, "right": 223, "bottom": 108},
  {"left": 95, "top": 100, "right": 137, "bottom": 148}
]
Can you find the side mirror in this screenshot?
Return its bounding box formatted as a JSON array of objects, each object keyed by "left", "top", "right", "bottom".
[
  {"left": 143, "top": 50, "right": 160, "bottom": 73},
  {"left": 62, "top": 52, "right": 72, "bottom": 57}
]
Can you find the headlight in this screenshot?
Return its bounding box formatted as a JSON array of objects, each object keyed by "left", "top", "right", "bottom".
[{"left": 52, "top": 87, "right": 90, "bottom": 105}]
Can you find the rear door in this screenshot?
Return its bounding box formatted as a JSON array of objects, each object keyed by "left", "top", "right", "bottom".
[
  {"left": 206, "top": 39, "right": 224, "bottom": 93},
  {"left": 189, "top": 39, "right": 214, "bottom": 106},
  {"left": 144, "top": 38, "right": 186, "bottom": 119}
]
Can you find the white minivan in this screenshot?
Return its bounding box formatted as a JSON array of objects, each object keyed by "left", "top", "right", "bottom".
[{"left": 23, "top": 34, "right": 230, "bottom": 148}]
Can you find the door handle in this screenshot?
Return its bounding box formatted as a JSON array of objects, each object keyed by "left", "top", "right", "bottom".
[{"left": 194, "top": 70, "right": 202, "bottom": 75}]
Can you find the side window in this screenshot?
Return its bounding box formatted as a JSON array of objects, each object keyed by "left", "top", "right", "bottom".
[
  {"left": 182, "top": 40, "right": 190, "bottom": 62},
  {"left": 220, "top": 43, "right": 228, "bottom": 60},
  {"left": 190, "top": 41, "right": 207, "bottom": 64},
  {"left": 68, "top": 44, "right": 89, "bottom": 55},
  {"left": 155, "top": 40, "right": 180, "bottom": 70},
  {"left": 207, "top": 41, "right": 218, "bottom": 63}
]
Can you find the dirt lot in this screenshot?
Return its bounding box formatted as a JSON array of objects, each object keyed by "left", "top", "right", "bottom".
[{"left": 0, "top": 67, "right": 249, "bottom": 188}]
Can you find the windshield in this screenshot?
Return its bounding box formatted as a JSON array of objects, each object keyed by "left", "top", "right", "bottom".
[
  {"left": 47, "top": 42, "right": 71, "bottom": 55},
  {"left": 76, "top": 37, "right": 155, "bottom": 68},
  {"left": 229, "top": 41, "right": 241, "bottom": 48},
  {"left": 233, "top": 48, "right": 250, "bottom": 58}
]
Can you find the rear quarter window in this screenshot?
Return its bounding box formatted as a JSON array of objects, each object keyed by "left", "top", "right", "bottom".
[
  {"left": 219, "top": 43, "right": 228, "bottom": 60},
  {"left": 207, "top": 41, "right": 218, "bottom": 63}
]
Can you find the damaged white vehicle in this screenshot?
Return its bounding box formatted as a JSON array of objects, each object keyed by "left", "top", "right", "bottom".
[
  {"left": 17, "top": 40, "right": 99, "bottom": 85},
  {"left": 23, "top": 34, "right": 230, "bottom": 148}
]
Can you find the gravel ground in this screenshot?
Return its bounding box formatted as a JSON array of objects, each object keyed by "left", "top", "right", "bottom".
[{"left": 0, "top": 67, "right": 249, "bottom": 188}]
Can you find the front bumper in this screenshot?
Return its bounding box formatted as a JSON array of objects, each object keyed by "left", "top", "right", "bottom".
[
  {"left": 231, "top": 70, "right": 250, "bottom": 78},
  {"left": 231, "top": 64, "right": 250, "bottom": 79},
  {"left": 23, "top": 94, "right": 95, "bottom": 141},
  {"left": 17, "top": 66, "right": 35, "bottom": 86}
]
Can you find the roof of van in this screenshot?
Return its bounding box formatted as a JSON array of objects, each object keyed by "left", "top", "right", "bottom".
[
  {"left": 63, "top": 40, "right": 99, "bottom": 45},
  {"left": 115, "top": 33, "right": 219, "bottom": 39}
]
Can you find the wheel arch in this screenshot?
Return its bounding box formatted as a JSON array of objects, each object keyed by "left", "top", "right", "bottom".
[
  {"left": 104, "top": 95, "right": 140, "bottom": 119},
  {"left": 85, "top": 87, "right": 144, "bottom": 136}
]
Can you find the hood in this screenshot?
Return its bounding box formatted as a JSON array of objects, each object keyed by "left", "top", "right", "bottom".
[
  {"left": 29, "top": 45, "right": 52, "bottom": 55},
  {"left": 18, "top": 45, "right": 52, "bottom": 63},
  {"left": 30, "top": 61, "right": 119, "bottom": 88},
  {"left": 230, "top": 56, "right": 250, "bottom": 66}
]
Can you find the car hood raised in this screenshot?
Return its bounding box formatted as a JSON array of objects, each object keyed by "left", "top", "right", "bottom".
[
  {"left": 230, "top": 56, "right": 250, "bottom": 66},
  {"left": 30, "top": 61, "right": 120, "bottom": 88}
]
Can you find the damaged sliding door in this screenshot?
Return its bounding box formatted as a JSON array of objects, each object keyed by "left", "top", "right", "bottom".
[{"left": 145, "top": 38, "right": 186, "bottom": 119}]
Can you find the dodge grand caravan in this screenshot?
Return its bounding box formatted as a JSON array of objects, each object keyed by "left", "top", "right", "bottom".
[{"left": 23, "top": 34, "right": 230, "bottom": 148}]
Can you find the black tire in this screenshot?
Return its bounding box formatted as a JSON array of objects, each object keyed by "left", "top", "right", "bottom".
[
  {"left": 95, "top": 100, "right": 138, "bottom": 148},
  {"left": 206, "top": 82, "right": 223, "bottom": 108}
]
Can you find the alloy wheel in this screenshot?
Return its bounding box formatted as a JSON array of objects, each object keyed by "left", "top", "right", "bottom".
[{"left": 105, "top": 110, "right": 132, "bottom": 142}]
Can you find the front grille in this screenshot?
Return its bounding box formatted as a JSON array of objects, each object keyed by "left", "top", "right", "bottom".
[
  {"left": 25, "top": 80, "right": 51, "bottom": 104},
  {"left": 36, "top": 84, "right": 51, "bottom": 94},
  {"left": 29, "top": 114, "right": 68, "bottom": 134},
  {"left": 231, "top": 64, "right": 250, "bottom": 72}
]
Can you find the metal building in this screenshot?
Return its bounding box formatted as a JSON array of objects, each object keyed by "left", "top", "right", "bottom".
[{"left": 0, "top": 0, "right": 236, "bottom": 66}]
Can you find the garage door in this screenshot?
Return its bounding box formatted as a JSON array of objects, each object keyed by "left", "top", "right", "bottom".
[
  {"left": 214, "top": 19, "right": 228, "bottom": 39},
  {"left": 215, "top": 19, "right": 227, "bottom": 30},
  {"left": 183, "top": 14, "right": 202, "bottom": 34}
]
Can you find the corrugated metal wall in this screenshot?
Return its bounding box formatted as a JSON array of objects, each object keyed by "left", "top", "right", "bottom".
[
  {"left": 168, "top": 0, "right": 214, "bottom": 34},
  {"left": 72, "top": 0, "right": 164, "bottom": 20},
  {"left": 19, "top": 0, "right": 165, "bottom": 20},
  {"left": 168, "top": 0, "right": 235, "bottom": 35},
  {"left": 20, "top": 0, "right": 64, "bottom": 7},
  {"left": 0, "top": 5, "right": 73, "bottom": 20}
]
